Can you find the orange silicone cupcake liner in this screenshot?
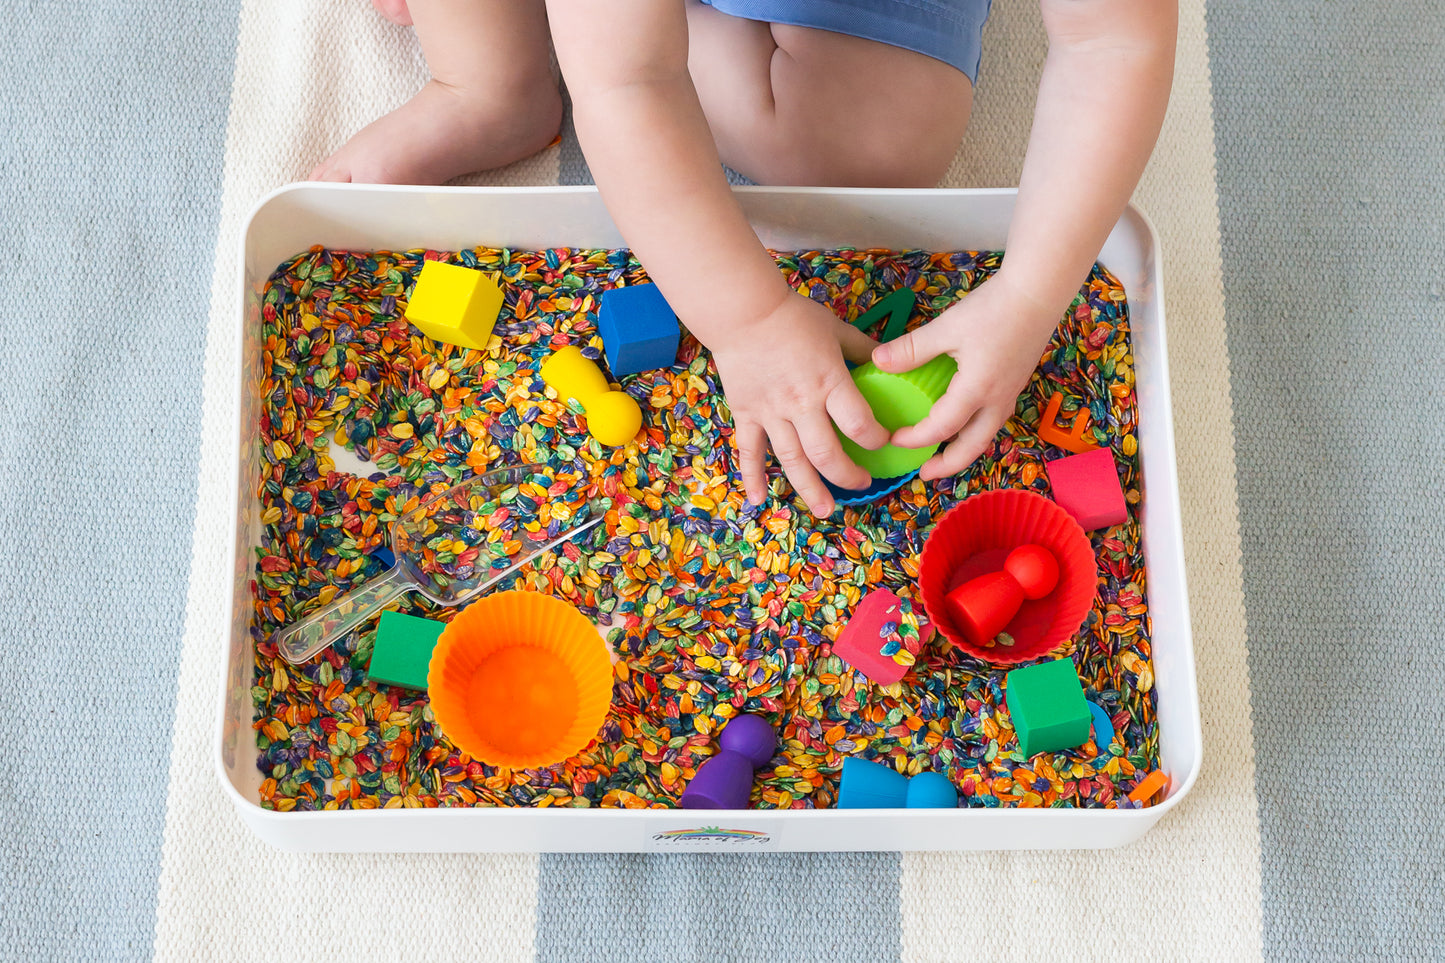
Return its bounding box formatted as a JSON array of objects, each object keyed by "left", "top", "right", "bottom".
[{"left": 426, "top": 590, "right": 614, "bottom": 769}]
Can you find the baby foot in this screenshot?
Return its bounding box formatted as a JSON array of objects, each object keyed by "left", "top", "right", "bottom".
[
  {"left": 310, "top": 79, "right": 562, "bottom": 185},
  {"left": 372, "top": 0, "right": 412, "bottom": 26}
]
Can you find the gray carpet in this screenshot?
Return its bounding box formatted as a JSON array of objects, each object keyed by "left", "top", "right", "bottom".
[
  {"left": 0, "top": 0, "right": 241, "bottom": 959},
  {"left": 536, "top": 852, "right": 899, "bottom": 962},
  {"left": 1207, "top": 3, "right": 1445, "bottom": 958}
]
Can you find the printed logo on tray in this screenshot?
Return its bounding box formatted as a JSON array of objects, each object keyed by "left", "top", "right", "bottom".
[{"left": 651, "top": 826, "right": 773, "bottom": 846}]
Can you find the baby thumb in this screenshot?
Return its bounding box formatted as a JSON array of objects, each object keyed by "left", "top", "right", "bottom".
[{"left": 871, "top": 324, "right": 944, "bottom": 373}]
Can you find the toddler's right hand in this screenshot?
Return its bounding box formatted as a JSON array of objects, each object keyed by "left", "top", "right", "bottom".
[{"left": 709, "top": 295, "right": 890, "bottom": 517}]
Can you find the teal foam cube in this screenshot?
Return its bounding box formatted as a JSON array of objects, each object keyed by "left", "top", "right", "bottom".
[
  {"left": 1005, "top": 658, "right": 1091, "bottom": 758},
  {"left": 366, "top": 611, "right": 445, "bottom": 690}
]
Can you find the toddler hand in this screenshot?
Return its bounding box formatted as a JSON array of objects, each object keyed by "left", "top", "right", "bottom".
[
  {"left": 870, "top": 274, "right": 1063, "bottom": 481},
  {"left": 711, "top": 295, "right": 889, "bottom": 516}
]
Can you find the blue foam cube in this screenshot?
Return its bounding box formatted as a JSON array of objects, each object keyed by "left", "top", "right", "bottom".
[{"left": 597, "top": 284, "right": 680, "bottom": 378}]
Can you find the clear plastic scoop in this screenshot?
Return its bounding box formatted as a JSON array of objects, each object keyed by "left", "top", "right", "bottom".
[{"left": 272, "top": 464, "right": 603, "bottom": 665}]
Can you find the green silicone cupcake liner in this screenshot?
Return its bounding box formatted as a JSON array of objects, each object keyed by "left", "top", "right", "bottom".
[{"left": 838, "top": 354, "right": 959, "bottom": 478}]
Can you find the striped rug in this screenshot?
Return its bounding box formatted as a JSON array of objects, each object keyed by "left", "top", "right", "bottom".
[{"left": 1, "top": 1, "right": 1440, "bottom": 960}]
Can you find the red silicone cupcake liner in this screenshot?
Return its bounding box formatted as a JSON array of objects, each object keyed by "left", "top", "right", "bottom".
[{"left": 918, "top": 489, "right": 1097, "bottom": 665}]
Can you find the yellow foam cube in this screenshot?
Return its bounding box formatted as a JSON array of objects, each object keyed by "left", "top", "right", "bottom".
[{"left": 403, "top": 261, "right": 503, "bottom": 350}]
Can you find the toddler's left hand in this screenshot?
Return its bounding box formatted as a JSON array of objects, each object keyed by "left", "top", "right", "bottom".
[{"left": 869, "top": 273, "right": 1064, "bottom": 481}]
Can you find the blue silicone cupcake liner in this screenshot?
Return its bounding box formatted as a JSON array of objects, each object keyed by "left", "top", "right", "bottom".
[{"left": 826, "top": 469, "right": 920, "bottom": 507}]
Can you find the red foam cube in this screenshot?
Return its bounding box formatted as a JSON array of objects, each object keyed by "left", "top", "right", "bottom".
[{"left": 1045, "top": 448, "right": 1128, "bottom": 531}]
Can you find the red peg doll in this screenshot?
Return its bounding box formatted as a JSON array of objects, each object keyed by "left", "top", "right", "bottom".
[{"left": 945, "top": 544, "right": 1060, "bottom": 647}]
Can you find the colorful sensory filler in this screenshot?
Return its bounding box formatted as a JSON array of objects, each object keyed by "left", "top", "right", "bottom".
[
  {"left": 249, "top": 244, "right": 1160, "bottom": 813},
  {"left": 269, "top": 464, "right": 603, "bottom": 665}
]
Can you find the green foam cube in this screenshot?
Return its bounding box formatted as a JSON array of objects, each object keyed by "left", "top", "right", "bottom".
[
  {"left": 1005, "top": 658, "right": 1091, "bottom": 758},
  {"left": 366, "top": 611, "right": 446, "bottom": 690}
]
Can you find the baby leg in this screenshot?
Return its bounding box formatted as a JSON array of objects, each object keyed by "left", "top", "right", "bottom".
[
  {"left": 684, "top": 3, "right": 973, "bottom": 187},
  {"left": 312, "top": 0, "right": 561, "bottom": 185}
]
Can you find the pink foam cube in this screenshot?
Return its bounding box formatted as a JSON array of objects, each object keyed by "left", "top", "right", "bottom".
[
  {"left": 833, "top": 589, "right": 933, "bottom": 685},
  {"left": 1045, "top": 448, "right": 1128, "bottom": 531}
]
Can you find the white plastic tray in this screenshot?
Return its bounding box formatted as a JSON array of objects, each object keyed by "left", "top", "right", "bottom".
[{"left": 219, "top": 184, "right": 1201, "bottom": 852}]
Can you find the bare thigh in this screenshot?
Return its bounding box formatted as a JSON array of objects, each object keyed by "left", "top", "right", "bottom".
[
  {"left": 409, "top": 0, "right": 555, "bottom": 97},
  {"left": 684, "top": 2, "right": 974, "bottom": 187}
]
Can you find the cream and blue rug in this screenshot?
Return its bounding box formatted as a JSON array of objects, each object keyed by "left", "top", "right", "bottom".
[{"left": 1, "top": 1, "right": 1440, "bottom": 960}]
